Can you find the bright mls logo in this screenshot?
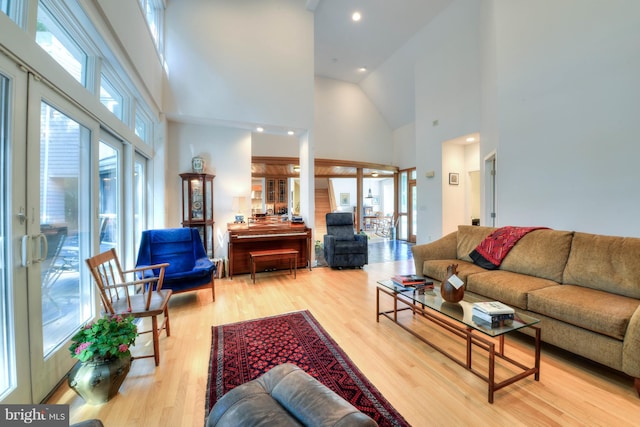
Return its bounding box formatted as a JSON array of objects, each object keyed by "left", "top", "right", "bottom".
[{"left": 1, "top": 405, "right": 68, "bottom": 426}]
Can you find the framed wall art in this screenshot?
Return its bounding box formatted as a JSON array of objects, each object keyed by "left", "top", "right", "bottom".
[
  {"left": 340, "top": 193, "right": 350, "bottom": 206},
  {"left": 449, "top": 173, "right": 459, "bottom": 185}
]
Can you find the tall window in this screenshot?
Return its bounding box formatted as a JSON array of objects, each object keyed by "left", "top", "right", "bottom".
[
  {"left": 139, "top": 0, "right": 164, "bottom": 56},
  {"left": 395, "top": 168, "right": 416, "bottom": 242},
  {"left": 40, "top": 101, "right": 93, "bottom": 356},
  {"left": 98, "top": 142, "right": 119, "bottom": 254},
  {"left": 134, "top": 155, "right": 146, "bottom": 252},
  {"left": 36, "top": 2, "right": 87, "bottom": 86}
]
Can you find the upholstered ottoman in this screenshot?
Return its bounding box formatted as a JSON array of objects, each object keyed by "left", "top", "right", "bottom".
[{"left": 206, "top": 363, "right": 377, "bottom": 426}]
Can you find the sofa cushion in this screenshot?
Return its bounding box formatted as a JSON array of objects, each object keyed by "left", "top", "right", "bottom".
[
  {"left": 498, "top": 229, "right": 573, "bottom": 283},
  {"left": 527, "top": 285, "right": 640, "bottom": 340},
  {"left": 466, "top": 270, "right": 559, "bottom": 309},
  {"left": 456, "top": 225, "right": 496, "bottom": 262},
  {"left": 563, "top": 232, "right": 640, "bottom": 299},
  {"left": 422, "top": 259, "right": 486, "bottom": 283}
]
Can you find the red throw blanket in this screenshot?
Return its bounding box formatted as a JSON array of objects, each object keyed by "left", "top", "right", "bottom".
[{"left": 469, "top": 226, "right": 548, "bottom": 269}]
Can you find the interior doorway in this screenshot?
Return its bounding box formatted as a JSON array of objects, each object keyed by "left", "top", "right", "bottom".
[
  {"left": 484, "top": 152, "right": 497, "bottom": 227},
  {"left": 441, "top": 133, "right": 480, "bottom": 234}
]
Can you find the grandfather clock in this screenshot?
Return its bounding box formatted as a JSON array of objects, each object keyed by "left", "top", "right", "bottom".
[{"left": 180, "top": 173, "right": 215, "bottom": 257}]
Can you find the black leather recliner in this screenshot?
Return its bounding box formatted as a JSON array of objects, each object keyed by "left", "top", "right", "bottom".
[
  {"left": 207, "top": 363, "right": 377, "bottom": 426},
  {"left": 323, "top": 212, "right": 368, "bottom": 268}
]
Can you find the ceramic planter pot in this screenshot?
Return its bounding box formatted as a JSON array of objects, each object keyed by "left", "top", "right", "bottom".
[
  {"left": 441, "top": 264, "right": 465, "bottom": 303},
  {"left": 68, "top": 355, "right": 131, "bottom": 405}
]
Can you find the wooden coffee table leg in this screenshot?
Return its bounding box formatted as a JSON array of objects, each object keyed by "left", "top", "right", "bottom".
[{"left": 488, "top": 341, "right": 496, "bottom": 404}]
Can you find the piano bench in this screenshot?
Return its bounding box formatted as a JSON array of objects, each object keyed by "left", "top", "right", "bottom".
[{"left": 249, "top": 249, "right": 299, "bottom": 284}]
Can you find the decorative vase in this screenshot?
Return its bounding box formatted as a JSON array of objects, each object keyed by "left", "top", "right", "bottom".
[
  {"left": 192, "top": 156, "right": 205, "bottom": 173},
  {"left": 441, "top": 264, "right": 465, "bottom": 303},
  {"left": 68, "top": 355, "right": 131, "bottom": 405}
]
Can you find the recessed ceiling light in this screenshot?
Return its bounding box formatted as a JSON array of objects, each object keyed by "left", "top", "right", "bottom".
[
  {"left": 256, "top": 127, "right": 264, "bottom": 132},
  {"left": 287, "top": 131, "right": 294, "bottom": 136},
  {"left": 371, "top": 172, "right": 379, "bottom": 177},
  {"left": 352, "top": 11, "right": 361, "bottom": 22},
  {"left": 358, "top": 67, "right": 367, "bottom": 72},
  {"left": 466, "top": 137, "right": 475, "bottom": 142}
]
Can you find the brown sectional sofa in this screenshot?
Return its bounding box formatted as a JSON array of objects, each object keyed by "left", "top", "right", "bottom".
[{"left": 411, "top": 225, "right": 640, "bottom": 396}]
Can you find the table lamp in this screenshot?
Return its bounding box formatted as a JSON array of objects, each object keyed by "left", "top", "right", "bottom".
[{"left": 232, "top": 196, "right": 247, "bottom": 223}]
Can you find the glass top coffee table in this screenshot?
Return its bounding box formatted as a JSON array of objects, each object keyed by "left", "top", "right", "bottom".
[{"left": 377, "top": 279, "right": 541, "bottom": 403}]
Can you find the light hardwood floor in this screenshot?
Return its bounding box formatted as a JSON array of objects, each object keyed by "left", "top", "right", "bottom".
[{"left": 48, "top": 259, "right": 640, "bottom": 426}]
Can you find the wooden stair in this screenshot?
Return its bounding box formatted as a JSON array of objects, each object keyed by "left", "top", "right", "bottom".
[{"left": 314, "top": 187, "right": 331, "bottom": 240}]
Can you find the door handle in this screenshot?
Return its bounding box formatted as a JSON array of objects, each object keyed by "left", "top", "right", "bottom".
[
  {"left": 33, "top": 233, "right": 47, "bottom": 263},
  {"left": 21, "top": 235, "right": 31, "bottom": 267},
  {"left": 21, "top": 233, "right": 48, "bottom": 267}
]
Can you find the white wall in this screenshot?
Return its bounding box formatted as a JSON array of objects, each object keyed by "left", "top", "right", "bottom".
[
  {"left": 163, "top": 0, "right": 314, "bottom": 130},
  {"left": 252, "top": 76, "right": 395, "bottom": 165},
  {"left": 252, "top": 133, "right": 299, "bottom": 157},
  {"left": 485, "top": 0, "right": 640, "bottom": 236},
  {"left": 314, "top": 77, "right": 393, "bottom": 163},
  {"left": 414, "top": 0, "right": 482, "bottom": 242},
  {"left": 393, "top": 122, "right": 416, "bottom": 169},
  {"left": 167, "top": 122, "right": 251, "bottom": 258}
]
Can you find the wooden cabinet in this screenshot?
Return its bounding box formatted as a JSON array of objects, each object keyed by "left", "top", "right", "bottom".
[
  {"left": 180, "top": 173, "right": 215, "bottom": 257},
  {"left": 265, "top": 177, "right": 288, "bottom": 215},
  {"left": 251, "top": 178, "right": 264, "bottom": 215}
]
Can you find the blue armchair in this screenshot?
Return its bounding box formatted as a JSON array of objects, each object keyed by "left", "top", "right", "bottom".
[
  {"left": 136, "top": 228, "right": 216, "bottom": 301},
  {"left": 323, "top": 212, "right": 368, "bottom": 268}
]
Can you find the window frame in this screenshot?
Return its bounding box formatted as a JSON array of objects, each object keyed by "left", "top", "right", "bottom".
[{"left": 99, "top": 69, "right": 127, "bottom": 124}]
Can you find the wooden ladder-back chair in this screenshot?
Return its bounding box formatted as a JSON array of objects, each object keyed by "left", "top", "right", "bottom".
[{"left": 85, "top": 248, "right": 172, "bottom": 366}]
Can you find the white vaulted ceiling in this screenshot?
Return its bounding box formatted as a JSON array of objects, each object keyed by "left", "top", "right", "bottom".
[{"left": 312, "top": 0, "right": 454, "bottom": 128}]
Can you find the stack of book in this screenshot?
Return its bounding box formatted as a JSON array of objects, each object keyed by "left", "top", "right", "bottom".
[
  {"left": 390, "top": 274, "right": 434, "bottom": 289},
  {"left": 472, "top": 301, "right": 515, "bottom": 328}
]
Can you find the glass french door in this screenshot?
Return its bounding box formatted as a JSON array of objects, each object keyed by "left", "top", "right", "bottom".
[
  {"left": 0, "top": 71, "right": 97, "bottom": 404},
  {"left": 409, "top": 177, "right": 417, "bottom": 243},
  {"left": 27, "top": 77, "right": 97, "bottom": 402},
  {"left": 0, "top": 47, "right": 30, "bottom": 404},
  {"left": 397, "top": 169, "right": 417, "bottom": 242}
]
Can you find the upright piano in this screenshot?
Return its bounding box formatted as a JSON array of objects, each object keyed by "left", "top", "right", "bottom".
[{"left": 228, "top": 221, "right": 312, "bottom": 278}]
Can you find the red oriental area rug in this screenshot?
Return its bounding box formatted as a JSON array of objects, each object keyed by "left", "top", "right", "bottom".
[{"left": 206, "top": 310, "right": 410, "bottom": 427}]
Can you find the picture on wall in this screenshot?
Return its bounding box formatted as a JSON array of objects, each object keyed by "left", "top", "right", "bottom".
[
  {"left": 340, "top": 193, "right": 350, "bottom": 206},
  {"left": 449, "top": 173, "right": 459, "bottom": 185}
]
